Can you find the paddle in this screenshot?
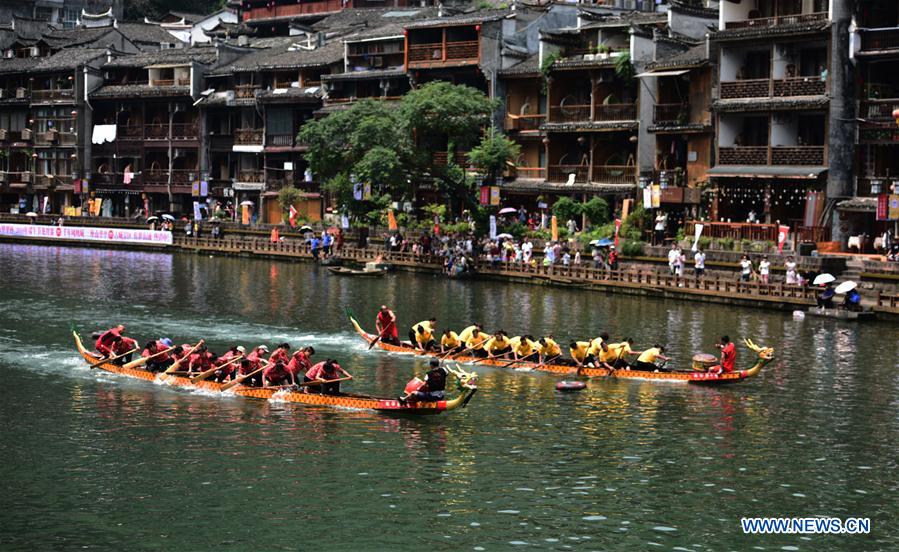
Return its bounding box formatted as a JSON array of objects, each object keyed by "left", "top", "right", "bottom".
[
  {"left": 191, "top": 355, "right": 243, "bottom": 382},
  {"left": 163, "top": 340, "right": 204, "bottom": 375},
  {"left": 122, "top": 346, "right": 176, "bottom": 370},
  {"left": 368, "top": 325, "right": 391, "bottom": 350},
  {"left": 533, "top": 354, "right": 561, "bottom": 370},
  {"left": 89, "top": 347, "right": 139, "bottom": 369},
  {"left": 220, "top": 361, "right": 272, "bottom": 392},
  {"left": 259, "top": 376, "right": 354, "bottom": 392}
]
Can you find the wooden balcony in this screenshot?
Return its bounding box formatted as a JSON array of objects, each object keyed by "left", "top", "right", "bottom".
[
  {"left": 235, "top": 84, "right": 260, "bottom": 99},
  {"left": 505, "top": 113, "right": 545, "bottom": 132},
  {"left": 119, "top": 125, "right": 144, "bottom": 140},
  {"left": 242, "top": 0, "right": 341, "bottom": 22},
  {"left": 721, "top": 77, "right": 826, "bottom": 99},
  {"left": 0, "top": 170, "right": 30, "bottom": 183},
  {"left": 236, "top": 170, "right": 265, "bottom": 183},
  {"left": 592, "top": 165, "right": 636, "bottom": 184},
  {"left": 724, "top": 11, "right": 828, "bottom": 30},
  {"left": 234, "top": 128, "right": 264, "bottom": 145},
  {"left": 549, "top": 104, "right": 589, "bottom": 123},
  {"left": 30, "top": 89, "right": 75, "bottom": 103},
  {"left": 145, "top": 123, "right": 199, "bottom": 140},
  {"left": 548, "top": 103, "right": 636, "bottom": 123},
  {"left": 686, "top": 220, "right": 778, "bottom": 242},
  {"left": 407, "top": 41, "right": 479, "bottom": 68},
  {"left": 34, "top": 131, "right": 58, "bottom": 145},
  {"left": 547, "top": 165, "right": 588, "bottom": 183},
  {"left": 510, "top": 166, "right": 546, "bottom": 180},
  {"left": 718, "top": 146, "right": 826, "bottom": 166},
  {"left": 144, "top": 169, "right": 196, "bottom": 186},
  {"left": 859, "top": 99, "right": 899, "bottom": 125},
  {"left": 653, "top": 103, "right": 688, "bottom": 124},
  {"left": 860, "top": 28, "right": 899, "bottom": 53},
  {"left": 432, "top": 151, "right": 472, "bottom": 168}
]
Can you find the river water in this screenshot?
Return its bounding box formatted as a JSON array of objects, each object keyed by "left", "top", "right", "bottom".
[{"left": 0, "top": 242, "right": 897, "bottom": 551}]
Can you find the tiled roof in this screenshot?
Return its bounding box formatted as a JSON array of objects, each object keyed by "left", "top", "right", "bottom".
[
  {"left": 711, "top": 20, "right": 830, "bottom": 42},
  {"left": 503, "top": 180, "right": 636, "bottom": 195},
  {"left": 0, "top": 56, "right": 40, "bottom": 75},
  {"left": 552, "top": 55, "right": 620, "bottom": 70},
  {"left": 90, "top": 84, "right": 192, "bottom": 99},
  {"left": 103, "top": 46, "right": 219, "bottom": 68},
  {"left": 541, "top": 121, "right": 638, "bottom": 132},
  {"left": 669, "top": 0, "right": 719, "bottom": 19},
  {"left": 837, "top": 197, "right": 877, "bottom": 212},
  {"left": 712, "top": 96, "right": 829, "bottom": 113},
  {"left": 169, "top": 11, "right": 206, "bottom": 24},
  {"left": 33, "top": 48, "right": 108, "bottom": 72},
  {"left": 647, "top": 44, "right": 709, "bottom": 70},
  {"left": 256, "top": 86, "right": 322, "bottom": 103},
  {"left": 579, "top": 10, "right": 668, "bottom": 29},
  {"left": 321, "top": 68, "right": 407, "bottom": 82},
  {"left": 404, "top": 8, "right": 509, "bottom": 30},
  {"left": 498, "top": 54, "right": 540, "bottom": 77},
  {"left": 312, "top": 7, "right": 436, "bottom": 33},
  {"left": 211, "top": 39, "right": 344, "bottom": 74},
  {"left": 42, "top": 27, "right": 119, "bottom": 48},
  {"left": 117, "top": 23, "right": 183, "bottom": 48}
]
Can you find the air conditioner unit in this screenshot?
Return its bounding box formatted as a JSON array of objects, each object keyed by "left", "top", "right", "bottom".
[
  {"left": 21, "top": 128, "right": 31, "bottom": 140},
  {"left": 0, "top": 128, "right": 6, "bottom": 140}
]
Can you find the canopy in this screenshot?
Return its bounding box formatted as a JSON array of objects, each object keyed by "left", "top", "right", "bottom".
[
  {"left": 239, "top": 200, "right": 255, "bottom": 207},
  {"left": 590, "top": 238, "right": 614, "bottom": 247},
  {"left": 496, "top": 233, "right": 513, "bottom": 239},
  {"left": 635, "top": 69, "right": 689, "bottom": 78},
  {"left": 25, "top": 212, "right": 38, "bottom": 217},
  {"left": 812, "top": 273, "right": 835, "bottom": 285},
  {"left": 161, "top": 214, "right": 176, "bottom": 221},
  {"left": 834, "top": 281, "right": 857, "bottom": 294},
  {"left": 498, "top": 207, "right": 517, "bottom": 215}
]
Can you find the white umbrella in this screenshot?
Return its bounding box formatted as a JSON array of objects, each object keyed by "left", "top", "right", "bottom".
[
  {"left": 298, "top": 225, "right": 313, "bottom": 233},
  {"left": 161, "top": 214, "right": 176, "bottom": 221},
  {"left": 498, "top": 207, "right": 517, "bottom": 215},
  {"left": 812, "top": 273, "right": 835, "bottom": 285},
  {"left": 25, "top": 212, "right": 38, "bottom": 217},
  {"left": 834, "top": 281, "right": 857, "bottom": 295},
  {"left": 239, "top": 200, "right": 254, "bottom": 207},
  {"left": 496, "top": 233, "right": 513, "bottom": 239},
  {"left": 145, "top": 216, "right": 159, "bottom": 222}
]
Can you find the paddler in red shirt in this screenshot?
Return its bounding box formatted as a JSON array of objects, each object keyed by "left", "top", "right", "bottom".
[
  {"left": 213, "top": 346, "right": 245, "bottom": 382},
  {"left": 375, "top": 305, "right": 399, "bottom": 345},
  {"left": 268, "top": 343, "right": 291, "bottom": 366},
  {"left": 286, "top": 346, "right": 314, "bottom": 385},
  {"left": 111, "top": 335, "right": 138, "bottom": 365},
  {"left": 239, "top": 345, "right": 269, "bottom": 386},
  {"left": 141, "top": 339, "right": 173, "bottom": 372},
  {"left": 304, "top": 359, "right": 353, "bottom": 395},
  {"left": 711, "top": 335, "right": 736, "bottom": 374},
  {"left": 263, "top": 361, "right": 291, "bottom": 387},
  {"left": 187, "top": 344, "right": 215, "bottom": 375},
  {"left": 95, "top": 324, "right": 125, "bottom": 357}
]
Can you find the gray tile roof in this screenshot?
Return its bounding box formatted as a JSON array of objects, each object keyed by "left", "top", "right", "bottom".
[
  {"left": 711, "top": 20, "right": 830, "bottom": 42},
  {"left": 90, "top": 84, "right": 192, "bottom": 99},
  {"left": 712, "top": 96, "right": 829, "bottom": 113},
  {"left": 498, "top": 54, "right": 540, "bottom": 77},
  {"left": 403, "top": 8, "right": 509, "bottom": 30},
  {"left": 33, "top": 48, "right": 108, "bottom": 73},
  {"left": 210, "top": 39, "right": 344, "bottom": 74},
  {"left": 0, "top": 56, "right": 40, "bottom": 75},
  {"left": 117, "top": 23, "right": 183, "bottom": 49},
  {"left": 321, "top": 68, "right": 407, "bottom": 82},
  {"left": 647, "top": 44, "right": 709, "bottom": 71},
  {"left": 312, "top": 7, "right": 436, "bottom": 32},
  {"left": 103, "top": 46, "right": 219, "bottom": 69},
  {"left": 43, "top": 27, "right": 120, "bottom": 49},
  {"left": 579, "top": 10, "right": 668, "bottom": 29}
]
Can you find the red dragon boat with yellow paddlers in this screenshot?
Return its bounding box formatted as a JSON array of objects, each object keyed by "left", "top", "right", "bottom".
[
  {"left": 73, "top": 331, "right": 477, "bottom": 415},
  {"left": 348, "top": 315, "right": 773, "bottom": 385}
]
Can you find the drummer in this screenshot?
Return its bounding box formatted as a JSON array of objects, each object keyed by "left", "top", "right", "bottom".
[{"left": 709, "top": 335, "right": 736, "bottom": 374}]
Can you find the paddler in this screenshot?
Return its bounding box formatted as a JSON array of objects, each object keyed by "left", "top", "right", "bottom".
[
  {"left": 399, "top": 359, "right": 449, "bottom": 404},
  {"left": 709, "top": 335, "right": 736, "bottom": 375},
  {"left": 587, "top": 333, "right": 610, "bottom": 363},
  {"left": 509, "top": 335, "right": 539, "bottom": 362},
  {"left": 187, "top": 344, "right": 215, "bottom": 375},
  {"left": 484, "top": 330, "right": 513, "bottom": 359},
  {"left": 304, "top": 359, "right": 353, "bottom": 395},
  {"left": 599, "top": 338, "right": 637, "bottom": 370},
  {"left": 141, "top": 339, "right": 173, "bottom": 372},
  {"left": 440, "top": 329, "right": 463, "bottom": 354},
  {"left": 464, "top": 327, "right": 490, "bottom": 358},
  {"left": 409, "top": 318, "right": 437, "bottom": 352},
  {"left": 268, "top": 342, "right": 291, "bottom": 366},
  {"left": 95, "top": 324, "right": 126, "bottom": 357},
  {"left": 286, "top": 346, "right": 314, "bottom": 385},
  {"left": 240, "top": 345, "right": 270, "bottom": 386},
  {"left": 536, "top": 336, "right": 562, "bottom": 364},
  {"left": 111, "top": 335, "right": 139, "bottom": 365},
  {"left": 375, "top": 305, "right": 400, "bottom": 345},
  {"left": 634, "top": 345, "right": 671, "bottom": 372},
  {"left": 263, "top": 361, "right": 292, "bottom": 387},
  {"left": 568, "top": 340, "right": 596, "bottom": 368},
  {"left": 214, "top": 346, "right": 245, "bottom": 382},
  {"left": 457, "top": 323, "right": 483, "bottom": 344}
]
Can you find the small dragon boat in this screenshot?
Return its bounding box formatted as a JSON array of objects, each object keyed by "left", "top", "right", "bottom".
[
  {"left": 348, "top": 315, "right": 773, "bottom": 385},
  {"left": 73, "top": 332, "right": 477, "bottom": 415}
]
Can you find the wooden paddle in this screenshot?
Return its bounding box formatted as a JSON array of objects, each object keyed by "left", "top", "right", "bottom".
[
  {"left": 190, "top": 355, "right": 243, "bottom": 382},
  {"left": 163, "top": 340, "right": 204, "bottom": 375},
  {"left": 220, "top": 361, "right": 272, "bottom": 392},
  {"left": 298, "top": 376, "right": 353, "bottom": 388},
  {"left": 89, "top": 347, "right": 139, "bottom": 369},
  {"left": 122, "top": 346, "right": 176, "bottom": 370},
  {"left": 533, "top": 354, "right": 561, "bottom": 370}
]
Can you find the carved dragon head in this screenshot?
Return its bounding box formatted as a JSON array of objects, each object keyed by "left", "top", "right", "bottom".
[
  {"left": 744, "top": 338, "right": 775, "bottom": 361},
  {"left": 447, "top": 363, "right": 478, "bottom": 390}
]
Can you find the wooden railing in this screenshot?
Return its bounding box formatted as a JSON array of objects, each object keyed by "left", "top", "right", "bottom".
[
  {"left": 143, "top": 169, "right": 196, "bottom": 185},
  {"left": 505, "top": 113, "right": 544, "bottom": 131},
  {"left": 511, "top": 166, "right": 546, "bottom": 180},
  {"left": 267, "top": 134, "right": 295, "bottom": 147},
  {"left": 859, "top": 99, "right": 899, "bottom": 125},
  {"left": 549, "top": 103, "right": 636, "bottom": 123},
  {"left": 653, "top": 103, "right": 688, "bottom": 124},
  {"left": 592, "top": 165, "right": 636, "bottom": 184},
  {"left": 152, "top": 79, "right": 174, "bottom": 87},
  {"left": 547, "top": 165, "right": 588, "bottom": 183},
  {"left": 549, "top": 104, "right": 590, "bottom": 123},
  {"left": 234, "top": 128, "right": 264, "bottom": 145},
  {"left": 145, "top": 123, "right": 198, "bottom": 140},
  {"left": 718, "top": 146, "right": 825, "bottom": 166},
  {"left": 119, "top": 125, "right": 144, "bottom": 140},
  {"left": 30, "top": 89, "right": 75, "bottom": 102},
  {"left": 236, "top": 170, "right": 264, "bottom": 183},
  {"left": 724, "top": 11, "right": 828, "bottom": 30},
  {"left": 797, "top": 225, "right": 831, "bottom": 243},
  {"left": 235, "top": 84, "right": 259, "bottom": 99},
  {"left": 860, "top": 28, "right": 899, "bottom": 52},
  {"left": 242, "top": 0, "right": 341, "bottom": 21},
  {"left": 407, "top": 41, "right": 479, "bottom": 65},
  {"left": 432, "top": 151, "right": 471, "bottom": 168},
  {"left": 0, "top": 170, "right": 30, "bottom": 182},
  {"left": 721, "top": 77, "right": 825, "bottom": 99},
  {"left": 686, "top": 220, "right": 779, "bottom": 242},
  {"left": 720, "top": 79, "right": 769, "bottom": 99}
]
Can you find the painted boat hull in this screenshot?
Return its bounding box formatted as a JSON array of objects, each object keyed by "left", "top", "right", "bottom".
[
  {"left": 349, "top": 316, "right": 765, "bottom": 385},
  {"left": 73, "top": 333, "right": 472, "bottom": 415},
  {"left": 327, "top": 267, "right": 388, "bottom": 277}
]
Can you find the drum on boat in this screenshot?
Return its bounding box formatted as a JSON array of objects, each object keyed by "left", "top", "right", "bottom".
[
  {"left": 691, "top": 353, "right": 717, "bottom": 372},
  {"left": 555, "top": 380, "right": 586, "bottom": 392}
]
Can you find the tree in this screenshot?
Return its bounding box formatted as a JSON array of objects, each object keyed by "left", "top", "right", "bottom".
[
  {"left": 467, "top": 128, "right": 520, "bottom": 184},
  {"left": 552, "top": 197, "right": 582, "bottom": 222},
  {"left": 399, "top": 81, "right": 498, "bottom": 145},
  {"left": 581, "top": 197, "right": 610, "bottom": 226}
]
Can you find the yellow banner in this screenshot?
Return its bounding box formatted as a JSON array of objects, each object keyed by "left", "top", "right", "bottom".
[
  {"left": 241, "top": 205, "right": 250, "bottom": 225},
  {"left": 551, "top": 215, "right": 558, "bottom": 241},
  {"left": 489, "top": 186, "right": 500, "bottom": 206},
  {"left": 651, "top": 185, "right": 661, "bottom": 209},
  {"left": 890, "top": 194, "right": 899, "bottom": 221},
  {"left": 621, "top": 198, "right": 631, "bottom": 221},
  {"left": 387, "top": 209, "right": 398, "bottom": 231}
]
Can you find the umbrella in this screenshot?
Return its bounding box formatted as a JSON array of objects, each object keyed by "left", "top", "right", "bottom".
[
  {"left": 298, "top": 225, "right": 313, "bottom": 233},
  {"left": 145, "top": 216, "right": 159, "bottom": 223},
  {"left": 496, "top": 233, "right": 513, "bottom": 239},
  {"left": 498, "top": 207, "right": 517, "bottom": 215},
  {"left": 812, "top": 273, "right": 835, "bottom": 285},
  {"left": 161, "top": 214, "right": 176, "bottom": 221},
  {"left": 834, "top": 281, "right": 857, "bottom": 295},
  {"left": 25, "top": 212, "right": 38, "bottom": 217},
  {"left": 327, "top": 226, "right": 341, "bottom": 235},
  {"left": 239, "top": 200, "right": 254, "bottom": 207},
  {"left": 589, "top": 238, "right": 614, "bottom": 247}
]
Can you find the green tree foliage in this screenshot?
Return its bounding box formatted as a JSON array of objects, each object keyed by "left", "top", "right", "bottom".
[
  {"left": 466, "top": 128, "right": 520, "bottom": 183},
  {"left": 581, "top": 197, "right": 610, "bottom": 226},
  {"left": 277, "top": 186, "right": 305, "bottom": 221},
  {"left": 399, "top": 81, "right": 497, "bottom": 145},
  {"left": 551, "top": 197, "right": 582, "bottom": 222}
]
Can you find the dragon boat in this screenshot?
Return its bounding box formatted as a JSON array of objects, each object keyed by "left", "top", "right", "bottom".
[
  {"left": 348, "top": 315, "right": 773, "bottom": 385},
  {"left": 73, "top": 332, "right": 477, "bottom": 415}
]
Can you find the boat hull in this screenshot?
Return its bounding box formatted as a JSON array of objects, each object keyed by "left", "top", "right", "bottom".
[
  {"left": 349, "top": 317, "right": 759, "bottom": 385},
  {"left": 74, "top": 333, "right": 468, "bottom": 415}
]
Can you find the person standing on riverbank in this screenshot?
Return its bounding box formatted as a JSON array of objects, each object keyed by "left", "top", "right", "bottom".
[
  {"left": 739, "top": 255, "right": 753, "bottom": 282},
  {"left": 759, "top": 256, "right": 771, "bottom": 284},
  {"left": 785, "top": 257, "right": 798, "bottom": 285},
  {"left": 694, "top": 248, "right": 706, "bottom": 280},
  {"left": 668, "top": 244, "right": 679, "bottom": 275}
]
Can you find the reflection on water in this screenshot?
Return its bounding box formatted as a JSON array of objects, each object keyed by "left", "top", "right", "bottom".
[{"left": 0, "top": 243, "right": 898, "bottom": 550}]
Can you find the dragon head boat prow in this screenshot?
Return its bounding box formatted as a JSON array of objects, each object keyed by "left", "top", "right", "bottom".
[{"left": 744, "top": 338, "right": 775, "bottom": 361}]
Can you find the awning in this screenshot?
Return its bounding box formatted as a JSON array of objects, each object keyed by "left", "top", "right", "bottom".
[
  {"left": 232, "top": 145, "right": 264, "bottom": 153},
  {"left": 708, "top": 166, "right": 827, "bottom": 179},
  {"left": 635, "top": 69, "right": 689, "bottom": 78},
  {"left": 836, "top": 197, "right": 877, "bottom": 212},
  {"left": 232, "top": 182, "right": 265, "bottom": 191}
]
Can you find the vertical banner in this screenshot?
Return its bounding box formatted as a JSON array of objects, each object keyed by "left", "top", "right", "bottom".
[
  {"left": 91, "top": 198, "right": 103, "bottom": 216},
  {"left": 651, "top": 185, "right": 661, "bottom": 209},
  {"left": 550, "top": 215, "right": 558, "bottom": 242},
  {"left": 614, "top": 218, "right": 622, "bottom": 248},
  {"left": 691, "top": 223, "right": 704, "bottom": 252},
  {"left": 341, "top": 214, "right": 350, "bottom": 229},
  {"left": 877, "top": 194, "right": 889, "bottom": 221},
  {"left": 191, "top": 182, "right": 200, "bottom": 197},
  {"left": 621, "top": 198, "right": 631, "bottom": 221},
  {"left": 777, "top": 225, "right": 790, "bottom": 253},
  {"left": 353, "top": 182, "right": 363, "bottom": 201},
  {"left": 289, "top": 205, "right": 298, "bottom": 227},
  {"left": 241, "top": 205, "right": 250, "bottom": 225},
  {"left": 42, "top": 196, "right": 50, "bottom": 214},
  {"left": 363, "top": 183, "right": 372, "bottom": 200},
  {"left": 193, "top": 201, "right": 202, "bottom": 221},
  {"left": 642, "top": 186, "right": 653, "bottom": 208},
  {"left": 387, "top": 209, "right": 398, "bottom": 231},
  {"left": 200, "top": 180, "right": 209, "bottom": 197},
  {"left": 479, "top": 186, "right": 490, "bottom": 205},
  {"left": 489, "top": 186, "right": 500, "bottom": 206},
  {"left": 889, "top": 194, "right": 899, "bottom": 221},
  {"left": 489, "top": 215, "right": 497, "bottom": 239}
]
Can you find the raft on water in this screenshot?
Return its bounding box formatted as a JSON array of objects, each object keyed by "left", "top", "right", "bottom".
[
  {"left": 348, "top": 315, "right": 774, "bottom": 386},
  {"left": 73, "top": 332, "right": 477, "bottom": 416}
]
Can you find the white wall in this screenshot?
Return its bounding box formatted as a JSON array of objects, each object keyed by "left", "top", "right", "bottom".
[
  {"left": 718, "top": 115, "right": 743, "bottom": 146},
  {"left": 720, "top": 0, "right": 756, "bottom": 30},
  {"left": 192, "top": 11, "right": 238, "bottom": 44},
  {"left": 770, "top": 113, "right": 797, "bottom": 146}
]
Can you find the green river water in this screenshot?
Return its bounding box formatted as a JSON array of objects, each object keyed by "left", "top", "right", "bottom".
[{"left": 0, "top": 243, "right": 897, "bottom": 551}]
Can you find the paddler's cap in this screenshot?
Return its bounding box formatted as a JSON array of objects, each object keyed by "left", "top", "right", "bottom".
[
  {"left": 236, "top": 346, "right": 246, "bottom": 354},
  {"left": 429, "top": 359, "right": 440, "bottom": 367},
  {"left": 610, "top": 245, "right": 616, "bottom": 249},
  {"left": 160, "top": 338, "right": 173, "bottom": 347},
  {"left": 258, "top": 345, "right": 269, "bottom": 353},
  {"left": 380, "top": 305, "right": 388, "bottom": 310}
]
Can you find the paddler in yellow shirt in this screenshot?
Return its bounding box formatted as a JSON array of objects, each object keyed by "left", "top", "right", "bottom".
[
  {"left": 408, "top": 318, "right": 437, "bottom": 352},
  {"left": 587, "top": 333, "right": 610, "bottom": 361},
  {"left": 599, "top": 338, "right": 637, "bottom": 370},
  {"left": 635, "top": 344, "right": 670, "bottom": 372},
  {"left": 536, "top": 336, "right": 562, "bottom": 364},
  {"left": 484, "top": 330, "right": 513, "bottom": 359},
  {"left": 509, "top": 335, "right": 539, "bottom": 362},
  {"left": 440, "top": 328, "right": 462, "bottom": 355},
  {"left": 568, "top": 340, "right": 597, "bottom": 369},
  {"left": 464, "top": 327, "right": 489, "bottom": 358},
  {"left": 458, "top": 323, "right": 483, "bottom": 344}
]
